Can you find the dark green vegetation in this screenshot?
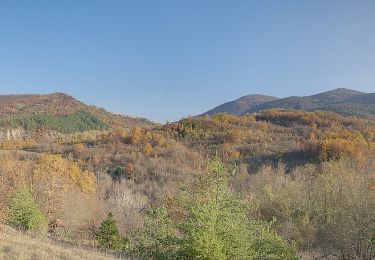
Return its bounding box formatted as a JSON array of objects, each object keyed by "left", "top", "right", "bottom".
[
  {"left": 0, "top": 110, "right": 108, "bottom": 133},
  {"left": 204, "top": 88, "right": 375, "bottom": 119},
  {"left": 96, "top": 213, "right": 128, "bottom": 251},
  {"left": 0, "top": 93, "right": 374, "bottom": 259}
]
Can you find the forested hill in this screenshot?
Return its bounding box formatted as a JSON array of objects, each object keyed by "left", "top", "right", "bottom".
[
  {"left": 202, "top": 88, "right": 375, "bottom": 118},
  {"left": 0, "top": 93, "right": 154, "bottom": 133}
]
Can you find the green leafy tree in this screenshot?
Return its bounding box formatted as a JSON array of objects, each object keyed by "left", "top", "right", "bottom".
[
  {"left": 7, "top": 188, "right": 47, "bottom": 232},
  {"left": 96, "top": 213, "right": 128, "bottom": 251}
]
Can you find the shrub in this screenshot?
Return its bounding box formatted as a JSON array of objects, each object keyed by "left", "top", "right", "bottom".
[
  {"left": 110, "top": 166, "right": 124, "bottom": 182},
  {"left": 96, "top": 213, "right": 128, "bottom": 251},
  {"left": 249, "top": 220, "right": 297, "bottom": 259}
]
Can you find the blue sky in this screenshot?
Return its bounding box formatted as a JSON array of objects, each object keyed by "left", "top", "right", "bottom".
[{"left": 0, "top": 0, "right": 374, "bottom": 122}]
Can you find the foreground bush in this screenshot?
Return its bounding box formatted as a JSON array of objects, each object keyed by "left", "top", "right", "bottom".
[{"left": 7, "top": 188, "right": 47, "bottom": 232}]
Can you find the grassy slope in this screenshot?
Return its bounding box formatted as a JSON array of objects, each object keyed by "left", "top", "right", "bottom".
[{"left": 0, "top": 225, "right": 121, "bottom": 260}]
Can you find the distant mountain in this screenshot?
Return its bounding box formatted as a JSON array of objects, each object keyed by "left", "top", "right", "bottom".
[
  {"left": 247, "top": 88, "right": 375, "bottom": 118},
  {"left": 202, "top": 88, "right": 375, "bottom": 119},
  {"left": 0, "top": 93, "right": 153, "bottom": 133},
  {"left": 202, "top": 94, "right": 278, "bottom": 116}
]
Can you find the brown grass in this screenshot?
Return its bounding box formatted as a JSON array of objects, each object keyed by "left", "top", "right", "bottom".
[{"left": 0, "top": 225, "right": 123, "bottom": 260}]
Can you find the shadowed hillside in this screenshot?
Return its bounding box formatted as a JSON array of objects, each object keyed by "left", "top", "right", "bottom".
[{"left": 202, "top": 94, "right": 278, "bottom": 115}]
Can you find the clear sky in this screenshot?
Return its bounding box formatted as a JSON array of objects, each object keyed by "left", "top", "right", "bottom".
[{"left": 0, "top": 0, "right": 374, "bottom": 122}]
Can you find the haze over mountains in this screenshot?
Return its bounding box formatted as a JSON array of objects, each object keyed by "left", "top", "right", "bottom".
[{"left": 202, "top": 88, "right": 375, "bottom": 119}]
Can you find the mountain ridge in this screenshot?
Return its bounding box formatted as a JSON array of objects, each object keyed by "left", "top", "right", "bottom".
[{"left": 202, "top": 88, "right": 375, "bottom": 118}]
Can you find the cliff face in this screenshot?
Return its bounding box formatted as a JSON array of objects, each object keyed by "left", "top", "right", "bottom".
[{"left": 0, "top": 128, "right": 25, "bottom": 140}]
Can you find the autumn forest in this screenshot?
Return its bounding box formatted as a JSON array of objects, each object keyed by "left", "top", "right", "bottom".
[{"left": 0, "top": 90, "right": 375, "bottom": 259}]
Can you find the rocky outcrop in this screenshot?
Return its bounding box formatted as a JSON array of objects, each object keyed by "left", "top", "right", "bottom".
[{"left": 0, "top": 128, "right": 25, "bottom": 140}]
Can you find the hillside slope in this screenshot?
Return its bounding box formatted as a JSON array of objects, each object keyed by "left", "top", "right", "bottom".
[{"left": 202, "top": 94, "right": 278, "bottom": 115}]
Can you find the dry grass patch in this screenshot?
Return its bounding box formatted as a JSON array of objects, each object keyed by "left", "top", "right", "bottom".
[{"left": 0, "top": 225, "right": 123, "bottom": 260}]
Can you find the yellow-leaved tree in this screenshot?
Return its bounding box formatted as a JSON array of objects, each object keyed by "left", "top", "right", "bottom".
[{"left": 32, "top": 154, "right": 96, "bottom": 219}]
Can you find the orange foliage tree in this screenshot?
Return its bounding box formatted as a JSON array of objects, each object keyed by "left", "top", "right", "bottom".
[{"left": 130, "top": 127, "right": 142, "bottom": 144}]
